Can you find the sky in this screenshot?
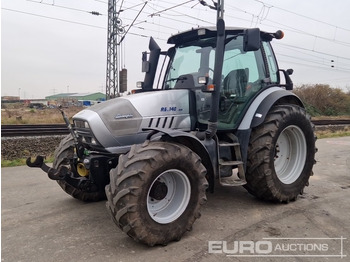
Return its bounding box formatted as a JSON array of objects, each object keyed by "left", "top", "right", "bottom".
[{"left": 1, "top": 0, "right": 350, "bottom": 99}]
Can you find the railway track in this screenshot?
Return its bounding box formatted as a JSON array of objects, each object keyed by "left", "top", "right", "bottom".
[
  {"left": 1, "top": 120, "right": 350, "bottom": 137},
  {"left": 310, "top": 119, "right": 350, "bottom": 126},
  {"left": 1, "top": 124, "right": 69, "bottom": 137}
]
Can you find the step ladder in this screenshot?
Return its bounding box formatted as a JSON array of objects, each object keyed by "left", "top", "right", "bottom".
[{"left": 218, "top": 134, "right": 247, "bottom": 186}]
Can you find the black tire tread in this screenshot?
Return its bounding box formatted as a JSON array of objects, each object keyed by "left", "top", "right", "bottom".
[
  {"left": 245, "top": 105, "right": 316, "bottom": 202},
  {"left": 106, "top": 141, "right": 208, "bottom": 246}
]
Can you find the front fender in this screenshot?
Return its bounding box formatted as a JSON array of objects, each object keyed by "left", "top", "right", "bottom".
[{"left": 144, "top": 127, "right": 216, "bottom": 192}]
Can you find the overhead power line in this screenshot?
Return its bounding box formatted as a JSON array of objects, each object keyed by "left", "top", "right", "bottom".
[
  {"left": 26, "top": 0, "right": 105, "bottom": 16},
  {"left": 275, "top": 42, "right": 350, "bottom": 62},
  {"left": 262, "top": 19, "right": 350, "bottom": 48},
  {"left": 224, "top": 2, "right": 350, "bottom": 48},
  {"left": 276, "top": 53, "right": 350, "bottom": 73},
  {"left": 252, "top": 0, "right": 350, "bottom": 33},
  {"left": 2, "top": 6, "right": 167, "bottom": 41},
  {"left": 118, "top": 2, "right": 148, "bottom": 44},
  {"left": 2, "top": 8, "right": 105, "bottom": 29},
  {"left": 148, "top": 0, "right": 195, "bottom": 17},
  {"left": 95, "top": 0, "right": 108, "bottom": 4},
  {"left": 122, "top": 1, "right": 214, "bottom": 29},
  {"left": 5, "top": 0, "right": 350, "bottom": 86},
  {"left": 119, "top": 2, "right": 146, "bottom": 13}
]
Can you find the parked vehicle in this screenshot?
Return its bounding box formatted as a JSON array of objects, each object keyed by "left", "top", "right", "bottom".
[{"left": 27, "top": 0, "right": 316, "bottom": 246}]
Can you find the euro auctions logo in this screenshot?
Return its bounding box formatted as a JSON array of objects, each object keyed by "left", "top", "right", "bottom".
[
  {"left": 208, "top": 237, "right": 347, "bottom": 258},
  {"left": 209, "top": 240, "right": 273, "bottom": 254}
]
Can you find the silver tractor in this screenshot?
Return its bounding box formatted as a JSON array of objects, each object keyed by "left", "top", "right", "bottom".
[{"left": 27, "top": 5, "right": 316, "bottom": 246}]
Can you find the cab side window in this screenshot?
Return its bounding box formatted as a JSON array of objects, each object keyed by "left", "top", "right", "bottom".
[{"left": 262, "top": 41, "right": 279, "bottom": 84}]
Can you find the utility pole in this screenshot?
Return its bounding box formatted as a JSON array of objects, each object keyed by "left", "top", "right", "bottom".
[
  {"left": 106, "top": 0, "right": 123, "bottom": 99},
  {"left": 105, "top": 1, "right": 144, "bottom": 99}
]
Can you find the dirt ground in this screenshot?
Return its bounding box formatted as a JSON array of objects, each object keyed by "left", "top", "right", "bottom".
[{"left": 1, "top": 104, "right": 81, "bottom": 125}]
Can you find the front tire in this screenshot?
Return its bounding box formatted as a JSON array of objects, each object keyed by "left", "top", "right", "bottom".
[
  {"left": 245, "top": 105, "right": 316, "bottom": 202},
  {"left": 53, "top": 135, "right": 106, "bottom": 202},
  {"left": 105, "top": 141, "right": 208, "bottom": 246}
]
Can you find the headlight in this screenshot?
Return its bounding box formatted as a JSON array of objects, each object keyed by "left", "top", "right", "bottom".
[
  {"left": 74, "top": 120, "right": 89, "bottom": 129},
  {"left": 74, "top": 119, "right": 102, "bottom": 148}
]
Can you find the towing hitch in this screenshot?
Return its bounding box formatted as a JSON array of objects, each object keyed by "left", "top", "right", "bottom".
[{"left": 26, "top": 156, "right": 69, "bottom": 180}]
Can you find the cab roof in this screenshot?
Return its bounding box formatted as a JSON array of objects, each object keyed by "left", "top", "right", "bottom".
[{"left": 167, "top": 26, "right": 275, "bottom": 45}]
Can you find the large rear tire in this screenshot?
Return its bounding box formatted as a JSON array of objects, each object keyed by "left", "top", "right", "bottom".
[
  {"left": 245, "top": 105, "right": 316, "bottom": 202},
  {"left": 105, "top": 141, "right": 208, "bottom": 246},
  {"left": 53, "top": 135, "right": 106, "bottom": 202}
]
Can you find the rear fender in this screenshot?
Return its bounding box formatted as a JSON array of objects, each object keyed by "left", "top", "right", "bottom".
[
  {"left": 236, "top": 87, "right": 304, "bottom": 165},
  {"left": 238, "top": 87, "right": 304, "bottom": 130}
]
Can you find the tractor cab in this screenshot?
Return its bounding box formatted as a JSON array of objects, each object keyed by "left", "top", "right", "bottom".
[{"left": 141, "top": 26, "right": 287, "bottom": 130}]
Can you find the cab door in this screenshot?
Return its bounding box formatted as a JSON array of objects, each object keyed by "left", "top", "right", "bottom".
[{"left": 217, "top": 36, "right": 268, "bottom": 130}]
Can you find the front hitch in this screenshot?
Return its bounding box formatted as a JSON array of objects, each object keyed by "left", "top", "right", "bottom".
[{"left": 26, "top": 156, "right": 69, "bottom": 180}]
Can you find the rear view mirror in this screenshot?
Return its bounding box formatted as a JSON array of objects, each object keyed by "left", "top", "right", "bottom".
[
  {"left": 141, "top": 52, "right": 150, "bottom": 73},
  {"left": 142, "top": 61, "right": 150, "bottom": 73},
  {"left": 244, "top": 28, "right": 260, "bottom": 52}
]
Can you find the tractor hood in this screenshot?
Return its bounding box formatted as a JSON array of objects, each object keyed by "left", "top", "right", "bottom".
[{"left": 72, "top": 90, "right": 192, "bottom": 152}]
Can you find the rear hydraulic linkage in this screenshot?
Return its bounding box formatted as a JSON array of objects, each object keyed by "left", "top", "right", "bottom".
[{"left": 26, "top": 155, "right": 69, "bottom": 180}]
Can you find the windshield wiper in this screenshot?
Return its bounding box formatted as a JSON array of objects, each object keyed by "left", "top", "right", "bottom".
[{"left": 165, "top": 76, "right": 187, "bottom": 82}]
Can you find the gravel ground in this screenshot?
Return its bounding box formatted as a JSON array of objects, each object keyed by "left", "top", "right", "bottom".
[
  {"left": 2, "top": 137, "right": 350, "bottom": 262},
  {"left": 1, "top": 135, "right": 66, "bottom": 161}
]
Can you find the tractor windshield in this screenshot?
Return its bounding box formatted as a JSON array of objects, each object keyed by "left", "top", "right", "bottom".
[
  {"left": 165, "top": 34, "right": 268, "bottom": 129},
  {"left": 164, "top": 38, "right": 216, "bottom": 89}
]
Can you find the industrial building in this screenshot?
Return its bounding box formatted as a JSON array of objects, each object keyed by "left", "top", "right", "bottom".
[{"left": 45, "top": 92, "right": 106, "bottom": 107}]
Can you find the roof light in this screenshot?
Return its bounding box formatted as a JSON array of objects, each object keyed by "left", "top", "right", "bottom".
[
  {"left": 198, "top": 28, "right": 206, "bottom": 36},
  {"left": 136, "top": 81, "right": 143, "bottom": 88},
  {"left": 198, "top": 76, "right": 208, "bottom": 85}
]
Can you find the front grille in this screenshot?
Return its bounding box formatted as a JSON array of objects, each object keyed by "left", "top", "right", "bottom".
[{"left": 73, "top": 120, "right": 103, "bottom": 151}]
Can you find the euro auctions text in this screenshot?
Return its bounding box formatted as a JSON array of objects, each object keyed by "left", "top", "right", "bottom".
[{"left": 208, "top": 237, "right": 347, "bottom": 258}]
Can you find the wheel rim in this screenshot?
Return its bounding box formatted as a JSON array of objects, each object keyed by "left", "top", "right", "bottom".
[
  {"left": 274, "top": 125, "right": 307, "bottom": 184},
  {"left": 147, "top": 169, "right": 191, "bottom": 224}
]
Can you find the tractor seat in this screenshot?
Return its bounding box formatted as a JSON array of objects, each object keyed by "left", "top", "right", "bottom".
[{"left": 223, "top": 69, "right": 249, "bottom": 98}]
